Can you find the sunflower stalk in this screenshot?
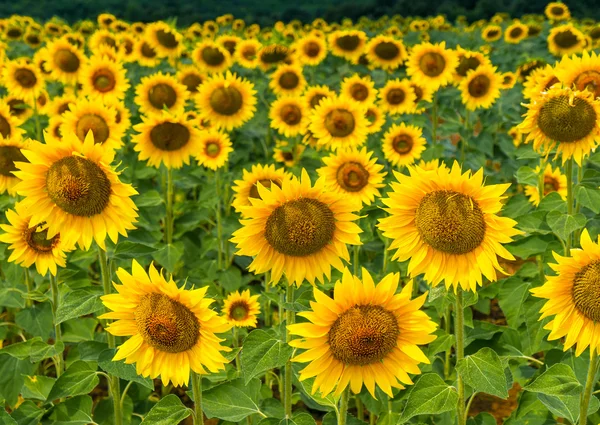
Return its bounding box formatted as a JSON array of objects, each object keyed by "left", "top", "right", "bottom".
[
  {"left": 444, "top": 304, "right": 452, "bottom": 380},
  {"left": 460, "top": 109, "right": 470, "bottom": 165},
  {"left": 233, "top": 326, "right": 241, "bottom": 376},
  {"left": 24, "top": 268, "right": 32, "bottom": 308},
  {"left": 337, "top": 387, "right": 350, "bottom": 425},
  {"left": 455, "top": 289, "right": 466, "bottom": 425},
  {"left": 537, "top": 156, "right": 547, "bottom": 281},
  {"left": 49, "top": 273, "right": 63, "bottom": 377},
  {"left": 356, "top": 396, "right": 364, "bottom": 421},
  {"left": 191, "top": 371, "right": 204, "bottom": 425},
  {"left": 579, "top": 350, "right": 599, "bottom": 425},
  {"left": 165, "top": 167, "right": 174, "bottom": 245},
  {"left": 574, "top": 163, "right": 584, "bottom": 243},
  {"left": 283, "top": 284, "right": 295, "bottom": 418},
  {"left": 431, "top": 91, "right": 439, "bottom": 144},
  {"left": 215, "top": 169, "right": 224, "bottom": 270},
  {"left": 565, "top": 158, "right": 574, "bottom": 255}
]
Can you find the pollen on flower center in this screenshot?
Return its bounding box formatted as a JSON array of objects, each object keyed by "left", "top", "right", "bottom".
[
  {"left": 324, "top": 109, "right": 355, "bottom": 138},
  {"left": 572, "top": 261, "right": 600, "bottom": 322},
  {"left": 537, "top": 95, "right": 596, "bottom": 143},
  {"left": 25, "top": 224, "right": 59, "bottom": 253},
  {"left": 92, "top": 69, "right": 116, "bottom": 92},
  {"left": 336, "top": 161, "right": 369, "bottom": 192},
  {"left": 229, "top": 302, "right": 249, "bottom": 321}
]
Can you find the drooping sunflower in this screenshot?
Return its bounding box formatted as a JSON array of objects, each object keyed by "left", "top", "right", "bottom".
[
  {"left": 0, "top": 203, "right": 73, "bottom": 276},
  {"left": 257, "top": 44, "right": 290, "bottom": 71},
  {"left": 406, "top": 42, "right": 458, "bottom": 91},
  {"left": 545, "top": 2, "right": 571, "bottom": 21},
  {"left": 61, "top": 99, "right": 124, "bottom": 151},
  {"left": 328, "top": 30, "right": 367, "bottom": 63},
  {"left": 44, "top": 37, "right": 85, "bottom": 83},
  {"left": 482, "top": 24, "right": 502, "bottom": 42},
  {"left": 231, "top": 170, "right": 362, "bottom": 286},
  {"left": 364, "top": 105, "right": 386, "bottom": 134},
  {"left": 13, "top": 131, "right": 138, "bottom": 251},
  {"left": 459, "top": 64, "right": 502, "bottom": 111},
  {"left": 269, "top": 64, "right": 306, "bottom": 97},
  {"left": 504, "top": 21, "right": 529, "bottom": 44},
  {"left": 378, "top": 162, "right": 521, "bottom": 292},
  {"left": 269, "top": 96, "right": 309, "bottom": 138},
  {"left": 382, "top": 123, "right": 427, "bottom": 166},
  {"left": 317, "top": 147, "right": 386, "bottom": 206},
  {"left": 176, "top": 65, "right": 205, "bottom": 94},
  {"left": 196, "top": 130, "right": 233, "bottom": 170},
  {"left": 0, "top": 135, "right": 28, "bottom": 195},
  {"left": 132, "top": 112, "right": 202, "bottom": 169},
  {"left": 135, "top": 72, "right": 188, "bottom": 117},
  {"left": 522, "top": 64, "right": 559, "bottom": 100},
  {"left": 303, "top": 85, "right": 336, "bottom": 110},
  {"left": 524, "top": 164, "right": 567, "bottom": 206},
  {"left": 222, "top": 290, "right": 261, "bottom": 328},
  {"left": 0, "top": 102, "right": 24, "bottom": 140},
  {"left": 556, "top": 50, "right": 600, "bottom": 100},
  {"left": 379, "top": 79, "right": 417, "bottom": 115},
  {"left": 548, "top": 24, "right": 586, "bottom": 57},
  {"left": 340, "top": 74, "right": 377, "bottom": 107},
  {"left": 365, "top": 35, "right": 406, "bottom": 71},
  {"left": 145, "top": 22, "right": 183, "bottom": 58},
  {"left": 235, "top": 39, "right": 262, "bottom": 69},
  {"left": 193, "top": 41, "right": 233, "bottom": 74},
  {"left": 100, "top": 260, "right": 232, "bottom": 386},
  {"left": 293, "top": 35, "right": 327, "bottom": 66},
  {"left": 309, "top": 96, "right": 369, "bottom": 151},
  {"left": 134, "top": 40, "right": 160, "bottom": 68},
  {"left": 519, "top": 86, "right": 600, "bottom": 165},
  {"left": 531, "top": 229, "right": 600, "bottom": 356},
  {"left": 3, "top": 60, "right": 45, "bottom": 102},
  {"left": 232, "top": 164, "right": 289, "bottom": 214},
  {"left": 88, "top": 29, "right": 119, "bottom": 53},
  {"left": 289, "top": 268, "right": 437, "bottom": 398},
  {"left": 80, "top": 55, "right": 129, "bottom": 102},
  {"left": 195, "top": 71, "right": 257, "bottom": 131}
]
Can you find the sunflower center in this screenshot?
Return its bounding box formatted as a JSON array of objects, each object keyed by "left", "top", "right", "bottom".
[
  {"left": 387, "top": 88, "right": 406, "bottom": 105},
  {"left": 54, "top": 49, "right": 80, "bottom": 73},
  {"left": 280, "top": 104, "right": 302, "bottom": 125},
  {"left": 374, "top": 41, "right": 400, "bottom": 60},
  {"left": 366, "top": 109, "right": 377, "bottom": 125},
  {"left": 92, "top": 69, "right": 116, "bottom": 92},
  {"left": 8, "top": 99, "right": 27, "bottom": 118},
  {"left": 537, "top": 95, "right": 597, "bottom": 143},
  {"left": 150, "top": 122, "right": 190, "bottom": 151},
  {"left": 572, "top": 261, "right": 600, "bottom": 322},
  {"left": 574, "top": 71, "right": 600, "bottom": 99},
  {"left": 279, "top": 72, "right": 299, "bottom": 90},
  {"left": 392, "top": 134, "right": 413, "bottom": 154},
  {"left": 550, "top": 6, "right": 565, "bottom": 15},
  {"left": 0, "top": 115, "right": 11, "bottom": 138},
  {"left": 141, "top": 42, "right": 157, "bottom": 58},
  {"left": 46, "top": 156, "right": 111, "bottom": 217},
  {"left": 304, "top": 41, "right": 321, "bottom": 57},
  {"left": 230, "top": 302, "right": 249, "bottom": 321},
  {"left": 205, "top": 141, "right": 221, "bottom": 158},
  {"left": 260, "top": 46, "right": 289, "bottom": 65},
  {"left": 264, "top": 198, "right": 335, "bottom": 257},
  {"left": 210, "top": 87, "right": 242, "bottom": 116},
  {"left": 7, "top": 28, "right": 22, "bottom": 39},
  {"left": 182, "top": 74, "right": 202, "bottom": 93},
  {"left": 148, "top": 83, "right": 177, "bottom": 110},
  {"left": 350, "top": 83, "right": 368, "bottom": 101},
  {"left": 76, "top": 114, "right": 110, "bottom": 145},
  {"left": 223, "top": 41, "right": 236, "bottom": 54},
  {"left": 543, "top": 177, "right": 559, "bottom": 195},
  {"left": 487, "top": 29, "right": 500, "bottom": 38},
  {"left": 201, "top": 46, "right": 225, "bottom": 66},
  {"left": 25, "top": 225, "right": 59, "bottom": 253},
  {"left": 328, "top": 305, "right": 399, "bottom": 366},
  {"left": 415, "top": 190, "right": 486, "bottom": 254},
  {"left": 325, "top": 109, "right": 355, "bottom": 137},
  {"left": 456, "top": 56, "right": 481, "bottom": 77},
  {"left": 0, "top": 146, "right": 27, "bottom": 177},
  {"left": 242, "top": 47, "right": 257, "bottom": 60},
  {"left": 509, "top": 27, "right": 523, "bottom": 38},
  {"left": 419, "top": 52, "right": 446, "bottom": 77},
  {"left": 135, "top": 293, "right": 200, "bottom": 353},
  {"left": 336, "top": 35, "right": 360, "bottom": 51},
  {"left": 336, "top": 161, "right": 369, "bottom": 192},
  {"left": 468, "top": 74, "right": 491, "bottom": 97},
  {"left": 310, "top": 93, "right": 327, "bottom": 109},
  {"left": 249, "top": 178, "right": 281, "bottom": 199},
  {"left": 14, "top": 68, "right": 37, "bottom": 89},
  {"left": 412, "top": 85, "right": 424, "bottom": 102},
  {"left": 156, "top": 29, "right": 178, "bottom": 48},
  {"left": 554, "top": 30, "right": 579, "bottom": 48}
]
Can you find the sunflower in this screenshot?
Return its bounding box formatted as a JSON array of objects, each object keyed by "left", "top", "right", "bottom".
[
  {"left": 519, "top": 86, "right": 600, "bottom": 165},
  {"left": 61, "top": 99, "right": 123, "bottom": 151},
  {"left": 365, "top": 105, "right": 386, "bottom": 134},
  {"left": 365, "top": 35, "right": 406, "bottom": 70},
  {"left": 548, "top": 24, "right": 586, "bottom": 57},
  {"left": 196, "top": 130, "right": 233, "bottom": 170},
  {"left": 524, "top": 164, "right": 567, "bottom": 206},
  {"left": 117, "top": 34, "right": 137, "bottom": 63},
  {"left": 217, "top": 35, "right": 242, "bottom": 56},
  {"left": 289, "top": 268, "right": 437, "bottom": 398},
  {"left": 328, "top": 30, "right": 367, "bottom": 63},
  {"left": 134, "top": 40, "right": 160, "bottom": 68},
  {"left": 274, "top": 141, "right": 306, "bottom": 167},
  {"left": 309, "top": 96, "right": 369, "bottom": 151},
  {"left": 417, "top": 159, "right": 447, "bottom": 171},
  {"left": 0, "top": 135, "right": 28, "bottom": 195},
  {"left": 500, "top": 72, "right": 517, "bottom": 89},
  {"left": 0, "top": 203, "right": 73, "bottom": 276},
  {"left": 44, "top": 37, "right": 85, "bottom": 83},
  {"left": 556, "top": 50, "right": 600, "bottom": 100},
  {"left": 257, "top": 44, "right": 290, "bottom": 71},
  {"left": 132, "top": 112, "right": 202, "bottom": 169},
  {"left": 522, "top": 64, "right": 560, "bottom": 100},
  {"left": 293, "top": 35, "right": 327, "bottom": 66},
  {"left": 453, "top": 48, "right": 491, "bottom": 83},
  {"left": 382, "top": 123, "right": 427, "bottom": 166},
  {"left": 378, "top": 162, "right": 521, "bottom": 292},
  {"left": 406, "top": 42, "right": 458, "bottom": 90},
  {"left": 4, "top": 95, "right": 32, "bottom": 123},
  {"left": 317, "top": 147, "right": 386, "bottom": 206},
  {"left": 47, "top": 116, "right": 64, "bottom": 142},
  {"left": 88, "top": 29, "right": 119, "bottom": 53},
  {"left": 459, "top": 64, "right": 502, "bottom": 111},
  {"left": 303, "top": 85, "right": 336, "bottom": 110},
  {"left": 504, "top": 21, "right": 529, "bottom": 44},
  {"left": 176, "top": 65, "right": 205, "bottom": 94},
  {"left": 13, "top": 131, "right": 138, "bottom": 251},
  {"left": 98, "top": 13, "right": 116, "bottom": 28},
  {"left": 222, "top": 290, "right": 261, "bottom": 328},
  {"left": 508, "top": 125, "right": 523, "bottom": 147},
  {"left": 135, "top": 72, "right": 188, "bottom": 117},
  {"left": 195, "top": 71, "right": 257, "bottom": 131},
  {"left": 235, "top": 39, "right": 262, "bottom": 68},
  {"left": 3, "top": 60, "right": 45, "bottom": 102},
  {"left": 145, "top": 22, "right": 183, "bottom": 58},
  {"left": 379, "top": 79, "right": 417, "bottom": 115},
  {"left": 545, "top": 2, "right": 571, "bottom": 21},
  {"left": 80, "top": 55, "right": 129, "bottom": 102},
  {"left": 193, "top": 41, "right": 233, "bottom": 74},
  {"left": 0, "top": 102, "right": 24, "bottom": 140},
  {"left": 269, "top": 96, "right": 309, "bottom": 138},
  {"left": 231, "top": 170, "right": 362, "bottom": 286},
  {"left": 340, "top": 74, "right": 377, "bottom": 107},
  {"left": 269, "top": 64, "right": 306, "bottom": 97},
  {"left": 100, "top": 260, "right": 232, "bottom": 386},
  {"left": 232, "top": 164, "right": 289, "bottom": 215}
]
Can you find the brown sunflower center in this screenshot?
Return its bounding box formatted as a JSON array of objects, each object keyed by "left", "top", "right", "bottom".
[
  {"left": 8, "top": 99, "right": 27, "bottom": 118},
  {"left": 280, "top": 104, "right": 302, "bottom": 125},
  {"left": 0, "top": 146, "right": 27, "bottom": 177},
  {"left": 14, "top": 68, "right": 37, "bottom": 89},
  {"left": 230, "top": 301, "right": 249, "bottom": 321},
  {"left": 223, "top": 40, "right": 237, "bottom": 54},
  {"left": 324, "top": 109, "right": 355, "bottom": 138},
  {"left": 387, "top": 88, "right": 406, "bottom": 105},
  {"left": 415, "top": 190, "right": 486, "bottom": 254},
  {"left": 554, "top": 30, "right": 579, "bottom": 49},
  {"left": 92, "top": 69, "right": 116, "bottom": 93},
  {"left": 336, "top": 161, "right": 369, "bottom": 192},
  {"left": 468, "top": 74, "right": 491, "bottom": 97},
  {"left": 509, "top": 27, "right": 523, "bottom": 39},
  {"left": 574, "top": 71, "right": 600, "bottom": 99},
  {"left": 141, "top": 42, "right": 157, "bottom": 58},
  {"left": 0, "top": 115, "right": 12, "bottom": 138},
  {"left": 392, "top": 134, "right": 413, "bottom": 154},
  {"left": 366, "top": 109, "right": 377, "bottom": 125},
  {"left": 242, "top": 47, "right": 257, "bottom": 60},
  {"left": 135, "top": 292, "right": 200, "bottom": 353},
  {"left": 264, "top": 198, "right": 335, "bottom": 257},
  {"left": 279, "top": 71, "right": 299, "bottom": 90},
  {"left": 25, "top": 225, "right": 59, "bottom": 253},
  {"left": 150, "top": 122, "right": 190, "bottom": 151},
  {"left": 75, "top": 114, "right": 110, "bottom": 144},
  {"left": 537, "top": 95, "right": 597, "bottom": 143},
  {"left": 210, "top": 86, "right": 242, "bottom": 116},
  {"left": 328, "top": 305, "right": 399, "bottom": 366},
  {"left": 260, "top": 45, "right": 289, "bottom": 65},
  {"left": 590, "top": 27, "right": 600, "bottom": 40},
  {"left": 419, "top": 51, "right": 446, "bottom": 77},
  {"left": 46, "top": 156, "right": 111, "bottom": 217},
  {"left": 201, "top": 46, "right": 225, "bottom": 66},
  {"left": 336, "top": 35, "right": 360, "bottom": 51},
  {"left": 456, "top": 56, "right": 481, "bottom": 77},
  {"left": 156, "top": 29, "right": 178, "bottom": 48},
  {"left": 7, "top": 28, "right": 22, "bottom": 39},
  {"left": 54, "top": 49, "right": 80, "bottom": 73},
  {"left": 310, "top": 93, "right": 327, "bottom": 109},
  {"left": 412, "top": 85, "right": 424, "bottom": 103},
  {"left": 572, "top": 261, "right": 600, "bottom": 322},
  {"left": 550, "top": 6, "right": 565, "bottom": 15},
  {"left": 487, "top": 29, "right": 500, "bottom": 38},
  {"left": 374, "top": 41, "right": 400, "bottom": 60},
  {"left": 350, "top": 83, "right": 369, "bottom": 101},
  {"left": 205, "top": 141, "right": 221, "bottom": 158},
  {"left": 249, "top": 178, "right": 282, "bottom": 200},
  {"left": 182, "top": 74, "right": 203, "bottom": 93},
  {"left": 148, "top": 83, "right": 177, "bottom": 110},
  {"left": 304, "top": 41, "right": 321, "bottom": 57},
  {"left": 543, "top": 176, "right": 559, "bottom": 195}
]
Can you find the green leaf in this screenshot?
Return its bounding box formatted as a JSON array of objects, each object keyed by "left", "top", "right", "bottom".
[
  {"left": 576, "top": 185, "right": 600, "bottom": 214},
  {"left": 398, "top": 373, "right": 458, "bottom": 423},
  {"left": 467, "top": 412, "right": 496, "bottom": 425},
  {"left": 524, "top": 364, "right": 581, "bottom": 396},
  {"left": 546, "top": 211, "right": 587, "bottom": 242},
  {"left": 141, "top": 394, "right": 192, "bottom": 424},
  {"left": 0, "top": 337, "right": 63, "bottom": 363},
  {"left": 55, "top": 288, "right": 104, "bottom": 324},
  {"left": 8, "top": 401, "right": 44, "bottom": 425},
  {"left": 457, "top": 347, "right": 509, "bottom": 398},
  {"left": 135, "top": 190, "right": 164, "bottom": 207},
  {"left": 241, "top": 329, "right": 293, "bottom": 384},
  {"left": 497, "top": 278, "right": 530, "bottom": 328},
  {"left": 0, "top": 407, "right": 17, "bottom": 425},
  {"left": 15, "top": 303, "right": 53, "bottom": 340},
  {"left": 98, "top": 348, "right": 154, "bottom": 390},
  {"left": 46, "top": 395, "right": 93, "bottom": 425},
  {"left": 202, "top": 378, "right": 265, "bottom": 422},
  {"left": 152, "top": 243, "right": 183, "bottom": 273},
  {"left": 0, "top": 355, "right": 35, "bottom": 407},
  {"left": 537, "top": 191, "right": 567, "bottom": 212},
  {"left": 506, "top": 236, "right": 548, "bottom": 259},
  {"left": 516, "top": 166, "right": 539, "bottom": 186},
  {"left": 218, "top": 267, "right": 244, "bottom": 292},
  {"left": 113, "top": 241, "right": 159, "bottom": 260},
  {"left": 47, "top": 361, "right": 100, "bottom": 401},
  {"left": 21, "top": 375, "right": 55, "bottom": 401},
  {"left": 537, "top": 393, "right": 599, "bottom": 424},
  {"left": 279, "top": 413, "right": 317, "bottom": 425}
]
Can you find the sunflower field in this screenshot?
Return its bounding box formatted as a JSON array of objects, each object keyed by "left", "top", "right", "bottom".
[{"left": 2, "top": 2, "right": 600, "bottom": 424}]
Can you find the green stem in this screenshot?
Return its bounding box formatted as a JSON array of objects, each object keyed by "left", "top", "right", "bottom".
[
  {"left": 444, "top": 304, "right": 452, "bottom": 380},
  {"left": 338, "top": 387, "right": 350, "bottom": 425},
  {"left": 165, "top": 167, "right": 174, "bottom": 245},
  {"left": 431, "top": 92, "right": 439, "bottom": 144},
  {"left": 455, "top": 289, "right": 466, "bottom": 425},
  {"left": 566, "top": 158, "right": 574, "bottom": 254},
  {"left": 191, "top": 371, "right": 204, "bottom": 425},
  {"left": 356, "top": 396, "right": 364, "bottom": 421},
  {"left": 215, "top": 169, "right": 223, "bottom": 270},
  {"left": 233, "top": 327, "right": 241, "bottom": 376},
  {"left": 49, "top": 274, "right": 63, "bottom": 377},
  {"left": 264, "top": 272, "right": 272, "bottom": 327},
  {"left": 24, "top": 268, "right": 32, "bottom": 308},
  {"left": 580, "top": 350, "right": 599, "bottom": 425},
  {"left": 284, "top": 284, "right": 295, "bottom": 418},
  {"left": 575, "top": 162, "right": 584, "bottom": 243},
  {"left": 460, "top": 109, "right": 469, "bottom": 164},
  {"left": 465, "top": 392, "right": 477, "bottom": 418}
]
